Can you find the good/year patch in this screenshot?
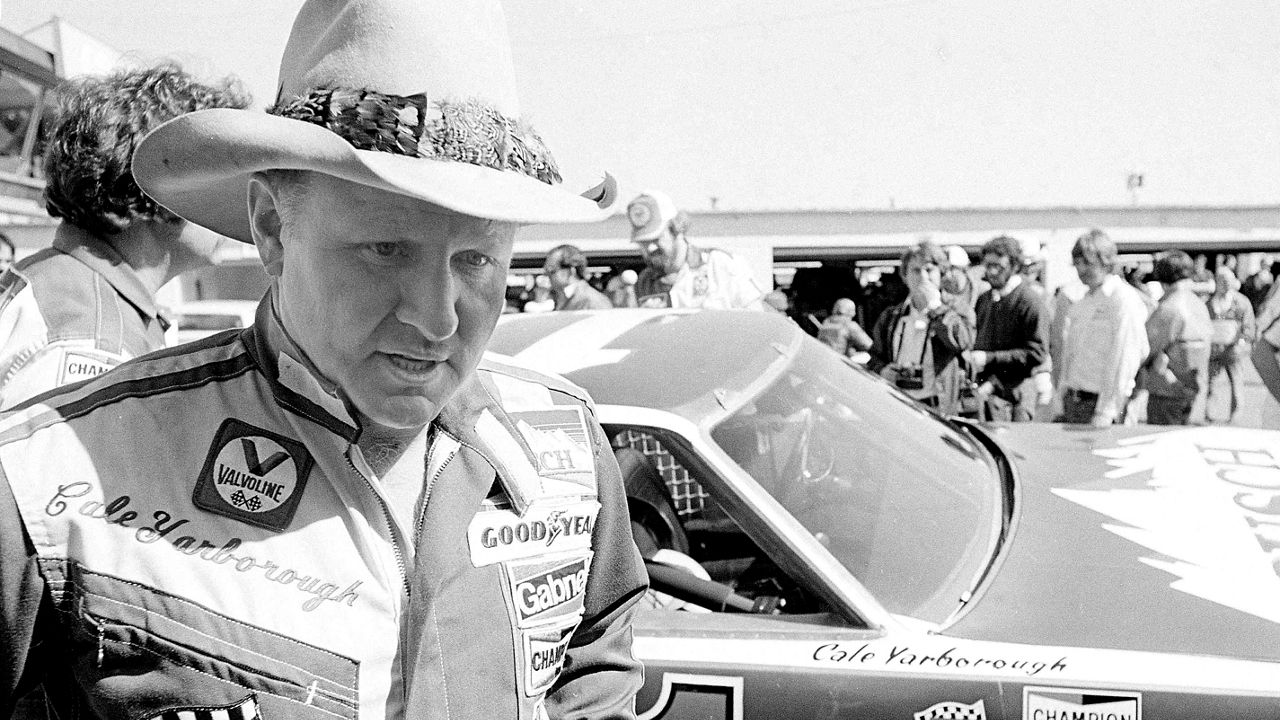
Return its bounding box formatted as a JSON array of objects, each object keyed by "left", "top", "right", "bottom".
[
  {"left": 468, "top": 499, "right": 600, "bottom": 567},
  {"left": 193, "top": 418, "right": 314, "bottom": 533}
]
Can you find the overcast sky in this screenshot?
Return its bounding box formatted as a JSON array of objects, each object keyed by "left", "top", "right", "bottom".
[{"left": 6, "top": 0, "right": 1278, "bottom": 212}]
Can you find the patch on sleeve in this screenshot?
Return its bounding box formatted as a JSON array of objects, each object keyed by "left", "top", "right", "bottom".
[
  {"left": 193, "top": 418, "right": 314, "bottom": 533},
  {"left": 510, "top": 406, "right": 596, "bottom": 491},
  {"left": 57, "top": 348, "right": 118, "bottom": 385},
  {"left": 145, "top": 693, "right": 261, "bottom": 720},
  {"left": 520, "top": 616, "right": 579, "bottom": 697},
  {"left": 468, "top": 499, "right": 600, "bottom": 567},
  {"left": 502, "top": 552, "right": 593, "bottom": 627}
]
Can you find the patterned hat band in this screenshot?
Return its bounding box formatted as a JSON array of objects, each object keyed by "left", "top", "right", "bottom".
[{"left": 269, "top": 87, "right": 562, "bottom": 185}]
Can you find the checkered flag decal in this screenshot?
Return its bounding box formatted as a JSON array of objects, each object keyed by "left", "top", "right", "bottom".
[
  {"left": 148, "top": 695, "right": 261, "bottom": 720},
  {"left": 914, "top": 699, "right": 986, "bottom": 720}
]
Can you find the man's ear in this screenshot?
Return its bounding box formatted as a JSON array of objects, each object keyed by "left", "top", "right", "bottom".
[{"left": 247, "top": 175, "right": 285, "bottom": 277}]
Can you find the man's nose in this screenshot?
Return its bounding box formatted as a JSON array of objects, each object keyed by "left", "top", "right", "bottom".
[{"left": 396, "top": 266, "right": 458, "bottom": 341}]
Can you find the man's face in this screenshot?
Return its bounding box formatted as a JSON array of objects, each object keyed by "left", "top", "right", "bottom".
[
  {"left": 542, "top": 262, "right": 574, "bottom": 292},
  {"left": 259, "top": 174, "right": 516, "bottom": 432},
  {"left": 902, "top": 257, "right": 941, "bottom": 293},
  {"left": 0, "top": 244, "right": 12, "bottom": 272},
  {"left": 1073, "top": 254, "right": 1109, "bottom": 289},
  {"left": 981, "top": 252, "right": 1015, "bottom": 290},
  {"left": 636, "top": 227, "right": 686, "bottom": 276}
]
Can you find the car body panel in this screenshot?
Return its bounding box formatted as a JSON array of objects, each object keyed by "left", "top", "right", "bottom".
[
  {"left": 951, "top": 423, "right": 1280, "bottom": 662},
  {"left": 488, "top": 309, "right": 1280, "bottom": 719}
]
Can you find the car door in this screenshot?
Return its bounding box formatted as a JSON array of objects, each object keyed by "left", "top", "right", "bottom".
[{"left": 609, "top": 423, "right": 1009, "bottom": 720}]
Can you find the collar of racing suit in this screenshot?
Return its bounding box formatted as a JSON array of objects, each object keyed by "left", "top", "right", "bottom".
[
  {"left": 51, "top": 223, "right": 170, "bottom": 330},
  {"left": 241, "top": 289, "right": 537, "bottom": 509}
]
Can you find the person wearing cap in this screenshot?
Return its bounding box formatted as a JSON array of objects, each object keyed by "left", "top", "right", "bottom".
[
  {"left": 0, "top": 2, "right": 646, "bottom": 720},
  {"left": 542, "top": 243, "right": 613, "bottom": 311},
  {"left": 817, "top": 297, "right": 873, "bottom": 360},
  {"left": 627, "top": 190, "right": 766, "bottom": 310},
  {"left": 0, "top": 64, "right": 248, "bottom": 410}
]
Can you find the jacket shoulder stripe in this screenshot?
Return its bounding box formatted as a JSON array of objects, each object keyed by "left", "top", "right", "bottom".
[{"left": 0, "top": 343, "right": 256, "bottom": 445}]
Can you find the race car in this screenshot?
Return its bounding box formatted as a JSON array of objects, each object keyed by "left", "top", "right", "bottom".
[{"left": 488, "top": 309, "right": 1280, "bottom": 720}]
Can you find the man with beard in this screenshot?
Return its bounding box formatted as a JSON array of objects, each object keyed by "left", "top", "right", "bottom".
[
  {"left": 628, "top": 190, "right": 765, "bottom": 310},
  {"left": 964, "top": 235, "right": 1049, "bottom": 421}
]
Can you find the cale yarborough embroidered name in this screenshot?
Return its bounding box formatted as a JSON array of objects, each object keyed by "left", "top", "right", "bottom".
[{"left": 45, "top": 482, "right": 361, "bottom": 611}]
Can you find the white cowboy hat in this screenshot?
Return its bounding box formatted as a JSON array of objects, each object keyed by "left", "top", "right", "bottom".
[{"left": 132, "top": 0, "right": 617, "bottom": 243}]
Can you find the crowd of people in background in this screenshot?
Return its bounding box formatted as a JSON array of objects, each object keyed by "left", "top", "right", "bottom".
[{"left": 517, "top": 204, "right": 1280, "bottom": 426}]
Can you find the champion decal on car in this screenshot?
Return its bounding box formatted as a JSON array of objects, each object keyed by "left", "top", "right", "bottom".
[
  {"left": 193, "top": 418, "right": 314, "bottom": 533},
  {"left": 1022, "top": 687, "right": 1140, "bottom": 720},
  {"left": 1056, "top": 428, "right": 1280, "bottom": 624}
]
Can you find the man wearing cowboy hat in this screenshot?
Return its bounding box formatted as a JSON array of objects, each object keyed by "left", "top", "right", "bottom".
[{"left": 0, "top": 2, "right": 646, "bottom": 719}]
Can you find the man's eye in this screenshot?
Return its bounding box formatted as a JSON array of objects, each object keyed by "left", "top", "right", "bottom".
[
  {"left": 367, "top": 242, "right": 400, "bottom": 258},
  {"left": 457, "top": 250, "right": 493, "bottom": 268}
]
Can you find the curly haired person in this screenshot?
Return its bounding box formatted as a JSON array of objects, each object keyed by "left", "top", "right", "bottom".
[{"left": 0, "top": 63, "right": 249, "bottom": 409}]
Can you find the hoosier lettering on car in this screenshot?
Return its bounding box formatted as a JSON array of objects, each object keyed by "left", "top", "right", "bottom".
[{"left": 488, "top": 309, "right": 1280, "bottom": 720}]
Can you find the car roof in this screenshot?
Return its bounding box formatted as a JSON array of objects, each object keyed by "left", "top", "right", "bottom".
[{"left": 489, "top": 309, "right": 802, "bottom": 423}]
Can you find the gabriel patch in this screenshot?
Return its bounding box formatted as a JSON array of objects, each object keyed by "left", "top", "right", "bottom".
[{"left": 193, "top": 418, "right": 313, "bottom": 533}]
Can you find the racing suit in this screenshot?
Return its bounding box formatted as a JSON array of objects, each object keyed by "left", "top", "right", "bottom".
[
  {"left": 0, "top": 295, "right": 647, "bottom": 720},
  {"left": 0, "top": 223, "right": 171, "bottom": 410}
]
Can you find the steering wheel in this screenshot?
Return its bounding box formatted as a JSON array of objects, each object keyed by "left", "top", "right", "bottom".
[
  {"left": 780, "top": 408, "right": 836, "bottom": 489},
  {"left": 644, "top": 559, "right": 767, "bottom": 613}
]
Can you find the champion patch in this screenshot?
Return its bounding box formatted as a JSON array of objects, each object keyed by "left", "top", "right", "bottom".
[
  {"left": 58, "top": 349, "right": 114, "bottom": 385},
  {"left": 468, "top": 499, "right": 600, "bottom": 567},
  {"left": 510, "top": 406, "right": 596, "bottom": 490},
  {"left": 145, "top": 693, "right": 261, "bottom": 720},
  {"left": 521, "top": 617, "right": 578, "bottom": 697},
  {"left": 503, "top": 552, "right": 592, "bottom": 627},
  {"left": 193, "top": 418, "right": 314, "bottom": 533},
  {"left": 915, "top": 699, "right": 986, "bottom": 720},
  {"left": 1022, "top": 687, "right": 1140, "bottom": 720}
]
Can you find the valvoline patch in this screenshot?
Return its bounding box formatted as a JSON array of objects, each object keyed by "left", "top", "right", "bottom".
[{"left": 193, "top": 418, "right": 314, "bottom": 533}]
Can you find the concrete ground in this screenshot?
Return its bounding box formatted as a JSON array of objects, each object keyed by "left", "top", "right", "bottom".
[{"left": 1204, "top": 359, "right": 1280, "bottom": 430}]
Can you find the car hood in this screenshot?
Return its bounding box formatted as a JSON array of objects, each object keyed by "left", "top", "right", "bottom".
[{"left": 945, "top": 422, "right": 1280, "bottom": 663}]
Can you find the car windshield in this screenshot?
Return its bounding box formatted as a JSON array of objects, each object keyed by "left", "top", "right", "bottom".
[{"left": 709, "top": 340, "right": 1002, "bottom": 624}]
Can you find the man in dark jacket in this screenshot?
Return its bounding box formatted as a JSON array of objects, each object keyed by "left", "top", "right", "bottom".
[
  {"left": 964, "top": 235, "right": 1049, "bottom": 421},
  {"left": 869, "top": 240, "right": 974, "bottom": 415},
  {"left": 543, "top": 244, "right": 614, "bottom": 310}
]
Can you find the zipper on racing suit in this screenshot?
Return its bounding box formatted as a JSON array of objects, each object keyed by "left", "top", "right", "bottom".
[{"left": 345, "top": 424, "right": 461, "bottom": 714}]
